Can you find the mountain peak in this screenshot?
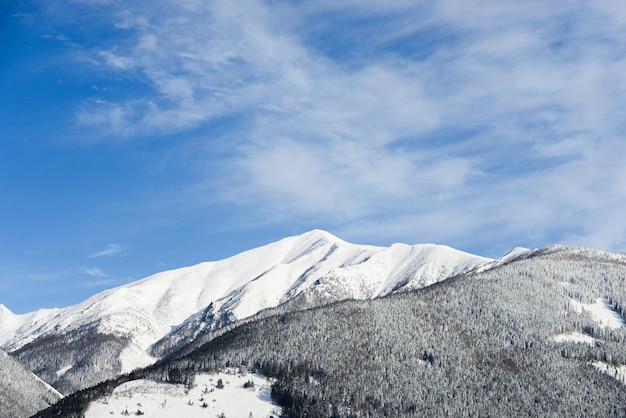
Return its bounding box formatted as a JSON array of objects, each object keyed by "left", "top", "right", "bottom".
[
  {"left": 0, "top": 304, "right": 14, "bottom": 319},
  {"left": 296, "top": 229, "right": 341, "bottom": 243},
  {"left": 3, "top": 231, "right": 491, "bottom": 393}
]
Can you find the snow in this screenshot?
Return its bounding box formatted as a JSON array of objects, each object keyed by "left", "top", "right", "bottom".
[
  {"left": 55, "top": 365, "right": 73, "bottom": 378},
  {"left": 568, "top": 298, "right": 625, "bottom": 329},
  {"left": 308, "top": 242, "right": 491, "bottom": 300},
  {"left": 84, "top": 372, "right": 281, "bottom": 418},
  {"left": 550, "top": 331, "right": 596, "bottom": 345},
  {"left": 31, "top": 373, "right": 64, "bottom": 400},
  {"left": 118, "top": 344, "right": 158, "bottom": 374},
  {"left": 472, "top": 247, "right": 535, "bottom": 273},
  {"left": 0, "top": 304, "right": 60, "bottom": 346},
  {"left": 543, "top": 245, "right": 626, "bottom": 264},
  {"left": 593, "top": 361, "right": 626, "bottom": 385}
]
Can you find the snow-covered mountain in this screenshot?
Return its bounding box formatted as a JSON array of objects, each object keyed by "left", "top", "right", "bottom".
[
  {"left": 0, "top": 304, "right": 60, "bottom": 348},
  {"left": 34, "top": 242, "right": 626, "bottom": 418},
  {"left": 0, "top": 230, "right": 491, "bottom": 394}
]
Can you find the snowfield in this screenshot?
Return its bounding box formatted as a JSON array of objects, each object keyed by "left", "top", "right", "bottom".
[
  {"left": 550, "top": 331, "right": 596, "bottom": 345},
  {"left": 549, "top": 298, "right": 624, "bottom": 346},
  {"left": 593, "top": 361, "right": 626, "bottom": 385},
  {"left": 568, "top": 298, "right": 625, "bottom": 329},
  {"left": 84, "top": 371, "right": 281, "bottom": 418}
]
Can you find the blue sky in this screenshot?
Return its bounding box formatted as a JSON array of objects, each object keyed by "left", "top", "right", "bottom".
[{"left": 2, "top": 0, "right": 626, "bottom": 313}]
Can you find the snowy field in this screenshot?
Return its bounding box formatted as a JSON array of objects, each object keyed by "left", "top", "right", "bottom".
[
  {"left": 568, "top": 297, "right": 625, "bottom": 329},
  {"left": 85, "top": 371, "right": 281, "bottom": 418},
  {"left": 593, "top": 361, "right": 626, "bottom": 385},
  {"left": 550, "top": 331, "right": 597, "bottom": 345}
]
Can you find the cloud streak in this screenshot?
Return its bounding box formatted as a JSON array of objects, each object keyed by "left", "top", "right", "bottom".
[
  {"left": 81, "top": 267, "right": 110, "bottom": 278},
  {"left": 87, "top": 244, "right": 127, "bottom": 259}
]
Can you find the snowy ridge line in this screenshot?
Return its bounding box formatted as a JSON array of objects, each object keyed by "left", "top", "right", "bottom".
[
  {"left": 0, "top": 304, "right": 61, "bottom": 347},
  {"left": 537, "top": 245, "right": 626, "bottom": 264},
  {"left": 469, "top": 247, "right": 537, "bottom": 274}
]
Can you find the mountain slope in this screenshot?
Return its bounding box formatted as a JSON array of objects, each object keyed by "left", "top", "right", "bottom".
[
  {"left": 0, "top": 349, "right": 62, "bottom": 418},
  {"left": 151, "top": 236, "right": 491, "bottom": 359},
  {"left": 0, "top": 305, "right": 60, "bottom": 348},
  {"left": 0, "top": 230, "right": 490, "bottom": 394},
  {"left": 36, "top": 244, "right": 626, "bottom": 417}
]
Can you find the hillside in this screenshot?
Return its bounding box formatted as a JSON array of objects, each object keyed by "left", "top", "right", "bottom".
[
  {"left": 0, "top": 349, "right": 62, "bottom": 418},
  {"left": 36, "top": 245, "right": 626, "bottom": 417},
  {"left": 0, "top": 230, "right": 489, "bottom": 394}
]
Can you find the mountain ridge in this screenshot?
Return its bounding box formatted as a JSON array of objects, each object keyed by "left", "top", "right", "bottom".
[{"left": 0, "top": 230, "right": 491, "bottom": 394}]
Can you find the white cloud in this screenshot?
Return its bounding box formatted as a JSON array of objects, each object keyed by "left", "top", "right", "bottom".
[
  {"left": 98, "top": 49, "right": 136, "bottom": 70},
  {"left": 78, "top": 271, "right": 126, "bottom": 288},
  {"left": 87, "top": 244, "right": 127, "bottom": 258},
  {"left": 81, "top": 267, "right": 110, "bottom": 278}
]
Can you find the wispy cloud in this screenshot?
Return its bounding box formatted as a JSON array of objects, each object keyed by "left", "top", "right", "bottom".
[
  {"left": 81, "top": 267, "right": 110, "bottom": 278},
  {"left": 78, "top": 275, "right": 126, "bottom": 289},
  {"left": 78, "top": 267, "right": 128, "bottom": 287},
  {"left": 61, "top": 0, "right": 626, "bottom": 254},
  {"left": 87, "top": 244, "right": 127, "bottom": 259}
]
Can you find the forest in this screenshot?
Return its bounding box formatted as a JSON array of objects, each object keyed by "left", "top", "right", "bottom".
[{"left": 0, "top": 349, "right": 61, "bottom": 418}]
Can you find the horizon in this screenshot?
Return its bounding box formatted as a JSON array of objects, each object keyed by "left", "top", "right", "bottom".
[{"left": 2, "top": 0, "right": 626, "bottom": 313}]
